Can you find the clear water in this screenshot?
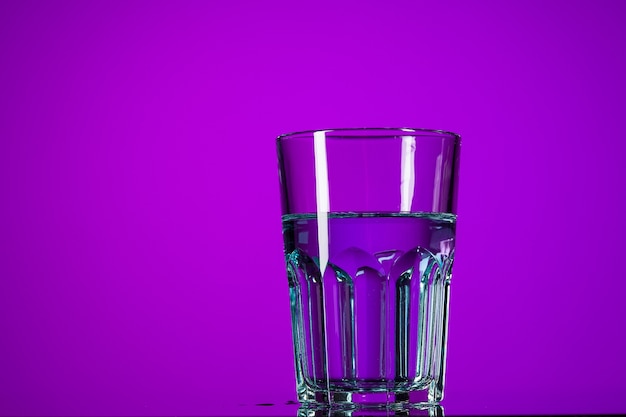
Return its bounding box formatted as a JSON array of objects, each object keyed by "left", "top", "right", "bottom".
[{"left": 282, "top": 212, "right": 455, "bottom": 399}]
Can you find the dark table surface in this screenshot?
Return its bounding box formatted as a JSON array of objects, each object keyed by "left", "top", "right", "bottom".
[{"left": 206, "top": 399, "right": 624, "bottom": 416}]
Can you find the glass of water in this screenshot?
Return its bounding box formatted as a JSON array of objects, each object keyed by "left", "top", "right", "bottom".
[{"left": 277, "top": 128, "right": 461, "bottom": 410}]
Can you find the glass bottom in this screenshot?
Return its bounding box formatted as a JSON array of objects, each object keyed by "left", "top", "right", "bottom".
[{"left": 297, "top": 390, "right": 443, "bottom": 416}]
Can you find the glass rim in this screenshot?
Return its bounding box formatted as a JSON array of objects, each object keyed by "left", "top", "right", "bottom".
[{"left": 277, "top": 127, "right": 461, "bottom": 143}]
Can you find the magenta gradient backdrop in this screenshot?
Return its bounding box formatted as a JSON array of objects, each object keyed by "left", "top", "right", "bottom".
[{"left": 1, "top": 0, "right": 625, "bottom": 415}]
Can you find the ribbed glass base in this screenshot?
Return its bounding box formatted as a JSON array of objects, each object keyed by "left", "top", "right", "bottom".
[{"left": 297, "top": 391, "right": 444, "bottom": 416}]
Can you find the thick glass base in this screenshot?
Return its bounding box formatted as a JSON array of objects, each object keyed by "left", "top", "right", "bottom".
[
  {"left": 297, "top": 387, "right": 442, "bottom": 412},
  {"left": 297, "top": 390, "right": 443, "bottom": 416}
]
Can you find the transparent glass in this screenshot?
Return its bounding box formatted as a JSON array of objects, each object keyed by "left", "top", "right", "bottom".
[{"left": 277, "top": 128, "right": 461, "bottom": 411}]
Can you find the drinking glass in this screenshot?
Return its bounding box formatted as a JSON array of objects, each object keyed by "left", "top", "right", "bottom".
[{"left": 277, "top": 128, "right": 461, "bottom": 410}]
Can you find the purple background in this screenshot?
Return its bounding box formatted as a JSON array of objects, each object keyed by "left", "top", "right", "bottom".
[{"left": 1, "top": 0, "right": 625, "bottom": 415}]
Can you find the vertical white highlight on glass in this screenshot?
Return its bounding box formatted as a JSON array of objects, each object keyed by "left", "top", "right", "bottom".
[
  {"left": 400, "top": 135, "right": 416, "bottom": 212},
  {"left": 432, "top": 153, "right": 443, "bottom": 212},
  {"left": 313, "top": 130, "right": 330, "bottom": 274}
]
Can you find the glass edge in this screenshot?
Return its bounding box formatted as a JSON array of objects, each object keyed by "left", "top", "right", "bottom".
[{"left": 276, "top": 127, "right": 461, "bottom": 143}]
